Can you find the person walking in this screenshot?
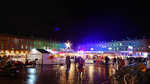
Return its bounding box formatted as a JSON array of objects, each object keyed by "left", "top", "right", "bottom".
[
  {"left": 78, "top": 58, "right": 84, "bottom": 80},
  {"left": 66, "top": 56, "right": 71, "bottom": 70}
]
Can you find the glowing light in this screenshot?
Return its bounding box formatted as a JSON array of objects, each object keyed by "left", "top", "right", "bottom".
[
  {"left": 128, "top": 46, "right": 133, "bottom": 49},
  {"left": 91, "top": 48, "right": 94, "bottom": 50},
  {"left": 108, "top": 47, "right": 112, "bottom": 50},
  {"left": 64, "top": 40, "right": 72, "bottom": 49},
  {"left": 143, "top": 52, "right": 148, "bottom": 57},
  {"left": 31, "top": 49, "right": 36, "bottom": 52}
]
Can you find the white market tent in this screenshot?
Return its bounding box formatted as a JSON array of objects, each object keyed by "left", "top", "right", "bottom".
[{"left": 26, "top": 49, "right": 52, "bottom": 64}]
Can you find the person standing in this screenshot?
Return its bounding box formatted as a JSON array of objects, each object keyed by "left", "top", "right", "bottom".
[
  {"left": 66, "top": 56, "right": 71, "bottom": 70},
  {"left": 113, "top": 57, "right": 116, "bottom": 65},
  {"left": 0, "top": 56, "right": 1, "bottom": 62},
  {"left": 78, "top": 58, "right": 84, "bottom": 80},
  {"left": 105, "top": 56, "right": 109, "bottom": 66},
  {"left": 117, "top": 57, "right": 120, "bottom": 65}
]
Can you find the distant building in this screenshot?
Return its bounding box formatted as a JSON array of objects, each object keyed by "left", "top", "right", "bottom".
[
  {"left": 76, "top": 39, "right": 150, "bottom": 56},
  {"left": 0, "top": 33, "right": 66, "bottom": 57}
]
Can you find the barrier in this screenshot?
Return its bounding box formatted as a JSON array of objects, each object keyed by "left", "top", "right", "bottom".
[{"left": 120, "top": 60, "right": 128, "bottom": 67}]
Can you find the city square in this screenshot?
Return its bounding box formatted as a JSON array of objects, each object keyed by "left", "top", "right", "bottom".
[{"left": 0, "top": 1, "right": 150, "bottom": 84}]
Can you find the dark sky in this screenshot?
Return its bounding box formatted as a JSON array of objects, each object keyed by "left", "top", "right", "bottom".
[{"left": 0, "top": 1, "right": 150, "bottom": 44}]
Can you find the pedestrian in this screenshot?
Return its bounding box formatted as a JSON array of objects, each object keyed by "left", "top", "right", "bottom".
[
  {"left": 78, "top": 57, "right": 84, "bottom": 80},
  {"left": 0, "top": 56, "right": 1, "bottom": 62},
  {"left": 137, "top": 63, "right": 146, "bottom": 84},
  {"left": 105, "top": 56, "right": 109, "bottom": 66},
  {"left": 145, "top": 68, "right": 150, "bottom": 84},
  {"left": 113, "top": 56, "right": 116, "bottom": 65},
  {"left": 66, "top": 56, "right": 71, "bottom": 70},
  {"left": 117, "top": 57, "right": 120, "bottom": 65}
]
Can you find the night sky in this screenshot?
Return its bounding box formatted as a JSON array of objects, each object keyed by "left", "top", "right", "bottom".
[{"left": 0, "top": 1, "right": 150, "bottom": 44}]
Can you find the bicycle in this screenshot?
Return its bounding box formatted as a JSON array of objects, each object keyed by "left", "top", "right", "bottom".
[
  {"left": 123, "top": 64, "right": 139, "bottom": 84},
  {"left": 110, "top": 65, "right": 134, "bottom": 84}
]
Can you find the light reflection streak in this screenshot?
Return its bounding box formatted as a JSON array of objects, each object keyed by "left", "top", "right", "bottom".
[
  {"left": 88, "top": 65, "right": 94, "bottom": 83},
  {"left": 26, "top": 68, "right": 37, "bottom": 84}
]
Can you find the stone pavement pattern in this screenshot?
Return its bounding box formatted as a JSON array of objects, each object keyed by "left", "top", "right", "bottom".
[{"left": 0, "top": 63, "right": 114, "bottom": 84}]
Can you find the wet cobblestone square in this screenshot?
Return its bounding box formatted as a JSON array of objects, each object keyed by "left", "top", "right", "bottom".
[{"left": 0, "top": 63, "right": 115, "bottom": 84}]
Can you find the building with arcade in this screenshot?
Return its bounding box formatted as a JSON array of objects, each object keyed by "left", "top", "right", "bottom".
[
  {"left": 75, "top": 39, "right": 150, "bottom": 58},
  {"left": 0, "top": 33, "right": 66, "bottom": 57}
]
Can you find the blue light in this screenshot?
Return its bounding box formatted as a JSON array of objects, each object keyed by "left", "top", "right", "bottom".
[{"left": 54, "top": 27, "right": 60, "bottom": 31}]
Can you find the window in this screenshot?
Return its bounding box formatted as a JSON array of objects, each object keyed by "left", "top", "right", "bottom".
[
  {"left": 123, "top": 43, "right": 125, "bottom": 46},
  {"left": 120, "top": 43, "right": 122, "bottom": 46},
  {"left": 2, "top": 38, "right": 4, "bottom": 41},
  {"left": 26, "top": 41, "right": 28, "bottom": 44},
  {"left": 50, "top": 43, "right": 52, "bottom": 46},
  {"left": 107, "top": 44, "right": 109, "bottom": 46},
  {"left": 44, "top": 47, "right": 46, "bottom": 49},
  {"left": 17, "top": 39, "right": 19, "bottom": 43},
  {"left": 21, "top": 45, "right": 23, "bottom": 49},
  {"left": 137, "top": 42, "right": 139, "bottom": 45},
  {"left": 47, "top": 47, "right": 49, "bottom": 49},
  {"left": 34, "top": 46, "right": 36, "bottom": 49},
  {"left": 114, "top": 48, "right": 115, "bottom": 51},
  {"left": 129, "top": 42, "right": 132, "bottom": 45},
  {"left": 114, "top": 44, "right": 115, "bottom": 46},
  {"left": 26, "top": 45, "right": 28, "bottom": 49},
  {"left": 141, "top": 47, "right": 143, "bottom": 50},
  {"left": 12, "top": 44, "right": 14, "bottom": 49},
  {"left": 22, "top": 40, "right": 24, "bottom": 43},
  {"left": 17, "top": 44, "right": 19, "bottom": 49},
  {"left": 1, "top": 44, "right": 3, "bottom": 49},
  {"left": 47, "top": 43, "right": 49, "bottom": 46},
  {"left": 34, "top": 42, "right": 36, "bottom": 45},
  {"left": 44, "top": 43, "right": 46, "bottom": 46},
  {"left": 41, "top": 42, "right": 43, "bottom": 45},
  {"left": 126, "top": 43, "right": 128, "bottom": 46},
  {"left": 116, "top": 43, "right": 118, "bottom": 46},
  {"left": 12, "top": 39, "right": 15, "bottom": 43},
  {"left": 30, "top": 41, "right": 32, "bottom": 44},
  {"left": 120, "top": 47, "right": 122, "bottom": 50},
  {"left": 117, "top": 47, "right": 119, "bottom": 50},
  {"left": 38, "top": 42, "right": 40, "bottom": 45},
  {"left": 7, "top": 39, "right": 9, "bottom": 42},
  {"left": 141, "top": 41, "right": 143, "bottom": 45},
  {"left": 133, "top": 42, "right": 135, "bottom": 45},
  {"left": 7, "top": 44, "right": 9, "bottom": 48},
  {"left": 41, "top": 47, "right": 43, "bottom": 49},
  {"left": 30, "top": 46, "right": 32, "bottom": 49}
]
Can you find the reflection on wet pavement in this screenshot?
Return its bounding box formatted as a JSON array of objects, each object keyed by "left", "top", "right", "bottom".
[{"left": 0, "top": 63, "right": 119, "bottom": 84}]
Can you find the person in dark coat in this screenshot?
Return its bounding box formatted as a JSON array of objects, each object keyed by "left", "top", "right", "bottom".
[
  {"left": 137, "top": 63, "right": 146, "bottom": 84},
  {"left": 145, "top": 68, "right": 150, "bottom": 84},
  {"left": 105, "top": 56, "right": 109, "bottom": 66},
  {"left": 113, "top": 57, "right": 116, "bottom": 65},
  {"left": 66, "top": 56, "right": 71, "bottom": 70}
]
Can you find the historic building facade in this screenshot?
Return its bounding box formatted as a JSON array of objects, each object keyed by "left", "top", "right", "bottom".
[
  {"left": 76, "top": 39, "right": 150, "bottom": 56},
  {"left": 0, "top": 33, "right": 66, "bottom": 57}
]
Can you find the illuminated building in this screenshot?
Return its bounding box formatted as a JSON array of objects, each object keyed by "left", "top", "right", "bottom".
[
  {"left": 0, "top": 33, "right": 66, "bottom": 57},
  {"left": 76, "top": 39, "right": 150, "bottom": 57}
]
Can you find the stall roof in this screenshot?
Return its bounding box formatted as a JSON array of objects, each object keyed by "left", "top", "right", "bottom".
[{"left": 36, "top": 49, "right": 51, "bottom": 53}]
